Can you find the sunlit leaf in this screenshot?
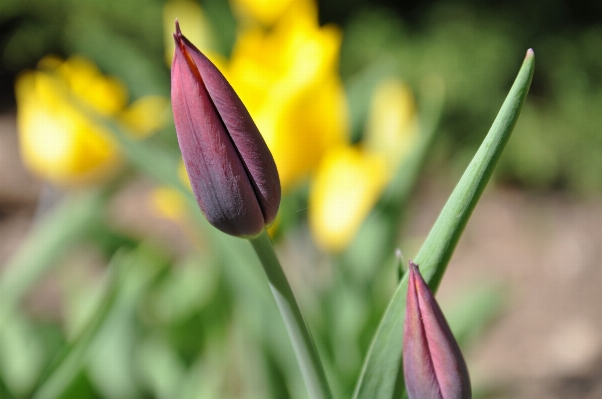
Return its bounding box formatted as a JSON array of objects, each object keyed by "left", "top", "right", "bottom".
[{"left": 353, "top": 49, "right": 534, "bottom": 399}]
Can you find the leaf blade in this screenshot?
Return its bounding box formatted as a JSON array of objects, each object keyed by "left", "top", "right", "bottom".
[{"left": 352, "top": 49, "right": 534, "bottom": 399}]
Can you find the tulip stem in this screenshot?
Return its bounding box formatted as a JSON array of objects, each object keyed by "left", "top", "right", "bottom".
[{"left": 249, "top": 230, "right": 332, "bottom": 399}]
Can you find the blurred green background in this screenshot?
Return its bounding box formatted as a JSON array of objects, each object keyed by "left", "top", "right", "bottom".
[
  {"left": 0, "top": 1, "right": 601, "bottom": 399},
  {"left": 1, "top": 0, "right": 602, "bottom": 192}
]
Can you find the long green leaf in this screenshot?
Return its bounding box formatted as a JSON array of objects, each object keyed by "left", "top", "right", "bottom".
[
  {"left": 0, "top": 190, "right": 106, "bottom": 322},
  {"left": 31, "top": 244, "right": 167, "bottom": 399},
  {"left": 30, "top": 255, "right": 121, "bottom": 399},
  {"left": 353, "top": 49, "right": 534, "bottom": 399}
]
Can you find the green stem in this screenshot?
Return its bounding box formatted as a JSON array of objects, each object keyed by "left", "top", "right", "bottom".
[
  {"left": 31, "top": 264, "right": 119, "bottom": 399},
  {"left": 249, "top": 230, "right": 332, "bottom": 399}
]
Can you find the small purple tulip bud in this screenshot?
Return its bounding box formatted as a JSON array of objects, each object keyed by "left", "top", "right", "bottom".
[
  {"left": 403, "top": 261, "right": 471, "bottom": 399},
  {"left": 171, "top": 20, "right": 281, "bottom": 237}
]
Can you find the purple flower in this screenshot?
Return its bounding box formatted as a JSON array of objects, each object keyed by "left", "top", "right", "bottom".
[
  {"left": 171, "top": 20, "right": 280, "bottom": 237},
  {"left": 403, "top": 260, "right": 471, "bottom": 399}
]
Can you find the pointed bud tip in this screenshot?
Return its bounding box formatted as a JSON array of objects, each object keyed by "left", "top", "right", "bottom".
[
  {"left": 526, "top": 48, "right": 534, "bottom": 58},
  {"left": 173, "top": 21, "right": 180, "bottom": 44},
  {"left": 172, "top": 20, "right": 188, "bottom": 54},
  {"left": 173, "top": 19, "right": 184, "bottom": 45},
  {"left": 403, "top": 257, "right": 472, "bottom": 399}
]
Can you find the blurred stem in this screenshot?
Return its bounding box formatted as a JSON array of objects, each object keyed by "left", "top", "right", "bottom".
[
  {"left": 249, "top": 230, "right": 332, "bottom": 399},
  {"left": 0, "top": 376, "right": 15, "bottom": 399},
  {"left": 30, "top": 258, "right": 120, "bottom": 399},
  {"left": 0, "top": 189, "right": 106, "bottom": 322}
]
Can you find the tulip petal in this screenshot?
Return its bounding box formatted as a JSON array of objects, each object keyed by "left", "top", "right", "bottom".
[
  {"left": 172, "top": 23, "right": 267, "bottom": 236},
  {"left": 403, "top": 261, "right": 471, "bottom": 399},
  {"left": 174, "top": 21, "right": 281, "bottom": 227}
]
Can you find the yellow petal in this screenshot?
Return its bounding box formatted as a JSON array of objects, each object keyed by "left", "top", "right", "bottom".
[
  {"left": 120, "top": 95, "right": 170, "bottom": 137},
  {"left": 364, "top": 79, "right": 418, "bottom": 169},
  {"left": 163, "top": 0, "right": 214, "bottom": 65},
  {"left": 226, "top": 2, "right": 349, "bottom": 191},
  {"left": 230, "top": 0, "right": 305, "bottom": 26},
  {"left": 15, "top": 56, "right": 130, "bottom": 186},
  {"left": 18, "top": 102, "right": 120, "bottom": 185},
  {"left": 60, "top": 56, "right": 127, "bottom": 116},
  {"left": 265, "top": 74, "right": 348, "bottom": 190},
  {"left": 309, "top": 146, "right": 388, "bottom": 252},
  {"left": 151, "top": 186, "right": 188, "bottom": 222},
  {"left": 229, "top": 29, "right": 285, "bottom": 100}
]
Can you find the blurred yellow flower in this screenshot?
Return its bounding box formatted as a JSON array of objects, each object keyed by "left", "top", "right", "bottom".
[
  {"left": 15, "top": 55, "right": 168, "bottom": 186},
  {"left": 162, "top": 0, "right": 347, "bottom": 192},
  {"left": 309, "top": 78, "right": 419, "bottom": 252},
  {"left": 151, "top": 161, "right": 191, "bottom": 222},
  {"left": 225, "top": 0, "right": 348, "bottom": 191},
  {"left": 120, "top": 96, "right": 171, "bottom": 136},
  {"left": 309, "top": 146, "right": 388, "bottom": 252},
  {"left": 151, "top": 186, "right": 188, "bottom": 222},
  {"left": 163, "top": 0, "right": 414, "bottom": 251},
  {"left": 230, "top": 0, "right": 301, "bottom": 26},
  {"left": 364, "top": 79, "right": 418, "bottom": 169},
  {"left": 163, "top": 0, "right": 215, "bottom": 65}
]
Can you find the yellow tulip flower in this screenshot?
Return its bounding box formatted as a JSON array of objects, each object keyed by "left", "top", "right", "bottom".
[
  {"left": 162, "top": 0, "right": 348, "bottom": 192},
  {"left": 230, "top": 0, "right": 302, "bottom": 26},
  {"left": 309, "top": 146, "right": 388, "bottom": 252},
  {"left": 364, "top": 79, "right": 418, "bottom": 169},
  {"left": 15, "top": 55, "right": 168, "bottom": 186},
  {"left": 163, "top": 0, "right": 415, "bottom": 250},
  {"left": 226, "top": 0, "right": 349, "bottom": 191},
  {"left": 309, "top": 79, "right": 419, "bottom": 252}
]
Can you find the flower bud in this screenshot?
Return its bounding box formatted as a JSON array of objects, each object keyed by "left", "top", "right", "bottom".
[
  {"left": 171, "top": 21, "right": 281, "bottom": 237},
  {"left": 403, "top": 261, "right": 471, "bottom": 399}
]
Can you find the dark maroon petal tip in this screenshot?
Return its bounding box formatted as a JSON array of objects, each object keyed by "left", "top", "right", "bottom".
[{"left": 173, "top": 19, "right": 182, "bottom": 45}]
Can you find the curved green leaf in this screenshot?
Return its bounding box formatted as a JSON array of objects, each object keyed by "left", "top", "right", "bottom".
[
  {"left": 0, "top": 190, "right": 106, "bottom": 321},
  {"left": 353, "top": 49, "right": 534, "bottom": 399}
]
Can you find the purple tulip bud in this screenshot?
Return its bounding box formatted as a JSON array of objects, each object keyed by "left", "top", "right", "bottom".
[
  {"left": 403, "top": 261, "right": 471, "bottom": 399},
  {"left": 171, "top": 20, "right": 281, "bottom": 237}
]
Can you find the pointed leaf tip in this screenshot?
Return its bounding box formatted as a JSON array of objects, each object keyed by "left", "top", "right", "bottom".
[
  {"left": 526, "top": 48, "right": 534, "bottom": 58},
  {"left": 353, "top": 50, "right": 531, "bottom": 399}
]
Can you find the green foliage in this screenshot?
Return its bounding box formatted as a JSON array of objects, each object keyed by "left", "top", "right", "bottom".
[
  {"left": 3, "top": 0, "right": 601, "bottom": 192},
  {"left": 352, "top": 50, "right": 533, "bottom": 399},
  {"left": 338, "top": 3, "right": 602, "bottom": 194},
  {"left": 0, "top": 1, "right": 544, "bottom": 398}
]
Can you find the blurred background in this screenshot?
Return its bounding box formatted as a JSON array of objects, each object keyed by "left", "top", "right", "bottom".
[{"left": 0, "top": 0, "right": 601, "bottom": 398}]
